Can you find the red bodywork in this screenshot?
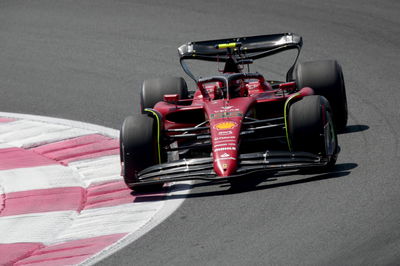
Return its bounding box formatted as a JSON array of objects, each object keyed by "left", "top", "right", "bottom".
[{"left": 153, "top": 77, "right": 313, "bottom": 178}]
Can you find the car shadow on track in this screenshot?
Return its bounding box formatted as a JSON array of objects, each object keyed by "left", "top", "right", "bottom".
[
  {"left": 225, "top": 162, "right": 357, "bottom": 193},
  {"left": 339, "top": 124, "right": 369, "bottom": 134},
  {"left": 134, "top": 162, "right": 358, "bottom": 202}
]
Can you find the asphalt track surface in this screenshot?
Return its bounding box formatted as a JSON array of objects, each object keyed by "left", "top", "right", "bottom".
[{"left": 1, "top": 0, "right": 399, "bottom": 265}]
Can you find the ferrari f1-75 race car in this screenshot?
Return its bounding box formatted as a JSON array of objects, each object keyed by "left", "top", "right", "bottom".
[{"left": 120, "top": 33, "right": 348, "bottom": 190}]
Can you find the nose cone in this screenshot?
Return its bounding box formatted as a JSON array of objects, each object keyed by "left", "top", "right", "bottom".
[
  {"left": 204, "top": 97, "right": 255, "bottom": 178},
  {"left": 214, "top": 151, "right": 238, "bottom": 177},
  {"left": 209, "top": 117, "right": 241, "bottom": 178},
  {"left": 210, "top": 120, "right": 241, "bottom": 177}
]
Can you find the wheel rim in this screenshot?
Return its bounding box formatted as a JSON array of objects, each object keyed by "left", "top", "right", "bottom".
[{"left": 323, "top": 111, "right": 337, "bottom": 156}]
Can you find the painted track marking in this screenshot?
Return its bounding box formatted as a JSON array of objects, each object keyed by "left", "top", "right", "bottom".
[{"left": 0, "top": 112, "right": 190, "bottom": 265}]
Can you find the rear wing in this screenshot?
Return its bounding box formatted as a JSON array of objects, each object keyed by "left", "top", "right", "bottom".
[
  {"left": 178, "top": 33, "right": 302, "bottom": 61},
  {"left": 178, "top": 33, "right": 302, "bottom": 81}
]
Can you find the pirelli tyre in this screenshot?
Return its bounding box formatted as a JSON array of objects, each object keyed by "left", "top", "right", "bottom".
[
  {"left": 120, "top": 114, "right": 164, "bottom": 191},
  {"left": 141, "top": 76, "right": 189, "bottom": 111},
  {"left": 288, "top": 95, "right": 338, "bottom": 168},
  {"left": 295, "top": 60, "right": 348, "bottom": 132}
]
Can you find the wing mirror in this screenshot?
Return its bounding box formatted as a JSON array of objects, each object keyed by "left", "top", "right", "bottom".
[{"left": 164, "top": 94, "right": 180, "bottom": 104}]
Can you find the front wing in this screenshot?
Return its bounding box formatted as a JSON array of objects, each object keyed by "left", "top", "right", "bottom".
[{"left": 128, "top": 150, "right": 333, "bottom": 187}]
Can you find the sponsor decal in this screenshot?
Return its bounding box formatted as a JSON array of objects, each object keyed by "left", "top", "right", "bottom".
[
  {"left": 215, "top": 157, "right": 236, "bottom": 161},
  {"left": 221, "top": 106, "right": 233, "bottom": 110},
  {"left": 214, "top": 121, "right": 238, "bottom": 130},
  {"left": 215, "top": 147, "right": 236, "bottom": 152},
  {"left": 218, "top": 130, "right": 233, "bottom": 136},
  {"left": 214, "top": 140, "right": 237, "bottom": 144},
  {"left": 214, "top": 108, "right": 239, "bottom": 113},
  {"left": 222, "top": 163, "right": 228, "bottom": 169},
  {"left": 214, "top": 143, "right": 236, "bottom": 147},
  {"left": 210, "top": 111, "right": 243, "bottom": 119},
  {"left": 221, "top": 153, "right": 230, "bottom": 158},
  {"left": 210, "top": 113, "right": 223, "bottom": 119},
  {"left": 214, "top": 136, "right": 235, "bottom": 141}
]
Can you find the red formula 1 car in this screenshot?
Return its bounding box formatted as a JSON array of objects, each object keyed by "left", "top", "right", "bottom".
[{"left": 120, "top": 33, "right": 348, "bottom": 190}]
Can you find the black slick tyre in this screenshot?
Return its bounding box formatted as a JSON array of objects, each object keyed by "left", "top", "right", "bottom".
[
  {"left": 120, "top": 115, "right": 163, "bottom": 191},
  {"left": 141, "top": 77, "right": 189, "bottom": 111},
  {"left": 295, "top": 60, "right": 348, "bottom": 132},
  {"left": 288, "top": 95, "right": 338, "bottom": 167}
]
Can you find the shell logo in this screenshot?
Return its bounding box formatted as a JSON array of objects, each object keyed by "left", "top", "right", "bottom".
[{"left": 214, "top": 121, "right": 238, "bottom": 130}]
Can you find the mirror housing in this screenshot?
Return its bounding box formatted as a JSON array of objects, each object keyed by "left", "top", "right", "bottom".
[{"left": 164, "top": 94, "right": 180, "bottom": 104}]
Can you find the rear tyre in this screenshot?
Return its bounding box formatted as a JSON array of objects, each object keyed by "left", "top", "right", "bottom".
[
  {"left": 141, "top": 77, "right": 189, "bottom": 111},
  {"left": 288, "top": 95, "right": 338, "bottom": 168},
  {"left": 120, "top": 115, "right": 164, "bottom": 191},
  {"left": 295, "top": 60, "right": 348, "bottom": 132}
]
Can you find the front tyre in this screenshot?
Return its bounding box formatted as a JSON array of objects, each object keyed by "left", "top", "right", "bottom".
[
  {"left": 288, "top": 95, "right": 338, "bottom": 168},
  {"left": 120, "top": 115, "right": 164, "bottom": 191}
]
